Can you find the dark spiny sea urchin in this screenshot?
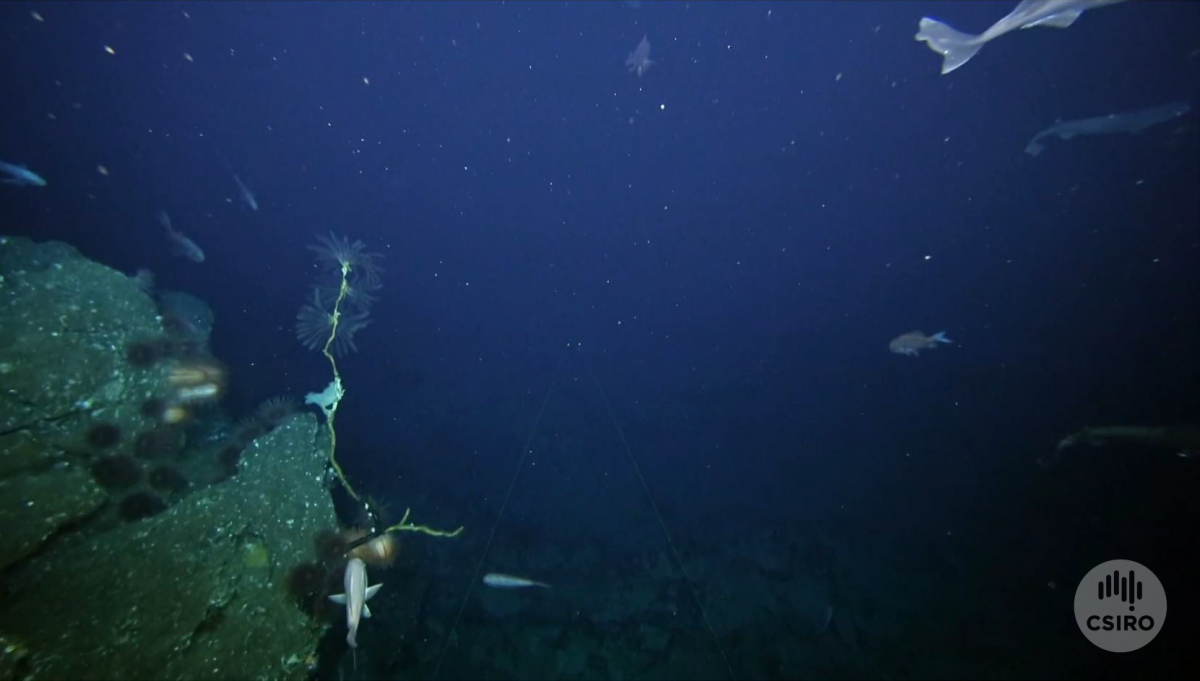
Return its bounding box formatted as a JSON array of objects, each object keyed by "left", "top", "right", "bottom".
[
  {"left": 134, "top": 426, "right": 186, "bottom": 459},
  {"left": 148, "top": 465, "right": 189, "bottom": 494},
  {"left": 233, "top": 416, "right": 268, "bottom": 446},
  {"left": 256, "top": 395, "right": 298, "bottom": 428},
  {"left": 86, "top": 423, "right": 122, "bottom": 449},
  {"left": 90, "top": 456, "right": 141, "bottom": 490},
  {"left": 125, "top": 337, "right": 172, "bottom": 369},
  {"left": 118, "top": 491, "right": 168, "bottom": 521},
  {"left": 140, "top": 397, "right": 167, "bottom": 420}
]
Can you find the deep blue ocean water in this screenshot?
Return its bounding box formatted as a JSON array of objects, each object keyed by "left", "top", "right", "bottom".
[{"left": 2, "top": 2, "right": 1197, "bottom": 679}]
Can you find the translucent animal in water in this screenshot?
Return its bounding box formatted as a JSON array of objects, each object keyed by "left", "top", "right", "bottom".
[
  {"left": 626, "top": 35, "right": 654, "bottom": 77},
  {"left": 915, "top": 0, "right": 1125, "bottom": 75}
]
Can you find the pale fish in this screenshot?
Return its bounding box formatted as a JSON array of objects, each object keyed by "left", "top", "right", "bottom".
[
  {"left": 329, "top": 557, "right": 382, "bottom": 649},
  {"left": 159, "top": 210, "right": 205, "bottom": 263},
  {"left": 915, "top": 0, "right": 1126, "bottom": 75},
  {"left": 483, "top": 572, "right": 551, "bottom": 589},
  {"left": 889, "top": 330, "right": 953, "bottom": 357}
]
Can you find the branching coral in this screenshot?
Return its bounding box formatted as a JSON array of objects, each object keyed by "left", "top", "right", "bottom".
[{"left": 296, "top": 232, "right": 464, "bottom": 544}]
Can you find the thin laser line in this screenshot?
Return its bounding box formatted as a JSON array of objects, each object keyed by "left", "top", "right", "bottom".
[
  {"left": 589, "top": 364, "right": 736, "bottom": 681},
  {"left": 433, "top": 353, "right": 564, "bottom": 680}
]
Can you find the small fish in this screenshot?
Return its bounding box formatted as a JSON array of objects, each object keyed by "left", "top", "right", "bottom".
[
  {"left": 889, "top": 330, "right": 952, "bottom": 357},
  {"left": 0, "top": 160, "right": 47, "bottom": 187},
  {"left": 915, "top": 0, "right": 1125, "bottom": 75},
  {"left": 232, "top": 173, "right": 258, "bottom": 211},
  {"left": 625, "top": 35, "right": 654, "bottom": 77},
  {"left": 159, "top": 211, "right": 205, "bottom": 263},
  {"left": 483, "top": 572, "right": 551, "bottom": 589}
]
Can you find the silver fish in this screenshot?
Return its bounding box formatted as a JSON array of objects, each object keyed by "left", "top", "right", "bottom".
[
  {"left": 329, "top": 557, "right": 382, "bottom": 649},
  {"left": 483, "top": 572, "right": 551, "bottom": 589},
  {"left": 159, "top": 211, "right": 205, "bottom": 263}
]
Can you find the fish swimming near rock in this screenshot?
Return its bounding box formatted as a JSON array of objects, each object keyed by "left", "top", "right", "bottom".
[
  {"left": 626, "top": 35, "right": 654, "bottom": 77},
  {"left": 329, "top": 557, "right": 382, "bottom": 666},
  {"left": 889, "top": 330, "right": 953, "bottom": 357},
  {"left": 915, "top": 0, "right": 1125, "bottom": 75},
  {"left": 1025, "top": 102, "right": 1191, "bottom": 156},
  {"left": 159, "top": 211, "right": 205, "bottom": 263},
  {"left": 483, "top": 572, "right": 551, "bottom": 589},
  {"left": 0, "top": 160, "right": 47, "bottom": 187}
]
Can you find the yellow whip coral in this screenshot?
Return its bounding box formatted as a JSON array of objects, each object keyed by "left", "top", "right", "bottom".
[
  {"left": 295, "top": 233, "right": 382, "bottom": 357},
  {"left": 297, "top": 232, "right": 462, "bottom": 543}
]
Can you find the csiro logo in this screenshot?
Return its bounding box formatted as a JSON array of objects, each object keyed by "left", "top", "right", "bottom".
[{"left": 1074, "top": 559, "right": 1166, "bottom": 652}]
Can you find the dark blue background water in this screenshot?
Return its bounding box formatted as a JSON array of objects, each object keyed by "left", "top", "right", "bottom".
[{"left": 2, "top": 2, "right": 1197, "bottom": 678}]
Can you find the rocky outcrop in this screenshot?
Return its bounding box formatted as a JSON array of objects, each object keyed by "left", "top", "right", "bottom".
[
  {"left": 0, "top": 236, "right": 169, "bottom": 569},
  {"left": 0, "top": 236, "right": 337, "bottom": 680}
]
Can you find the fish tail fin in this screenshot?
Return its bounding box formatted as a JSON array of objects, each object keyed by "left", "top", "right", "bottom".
[
  {"left": 931, "top": 331, "right": 953, "bottom": 344},
  {"left": 1025, "top": 139, "right": 1045, "bottom": 157},
  {"left": 915, "top": 17, "right": 984, "bottom": 74},
  {"left": 535, "top": 581, "right": 552, "bottom": 589}
]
